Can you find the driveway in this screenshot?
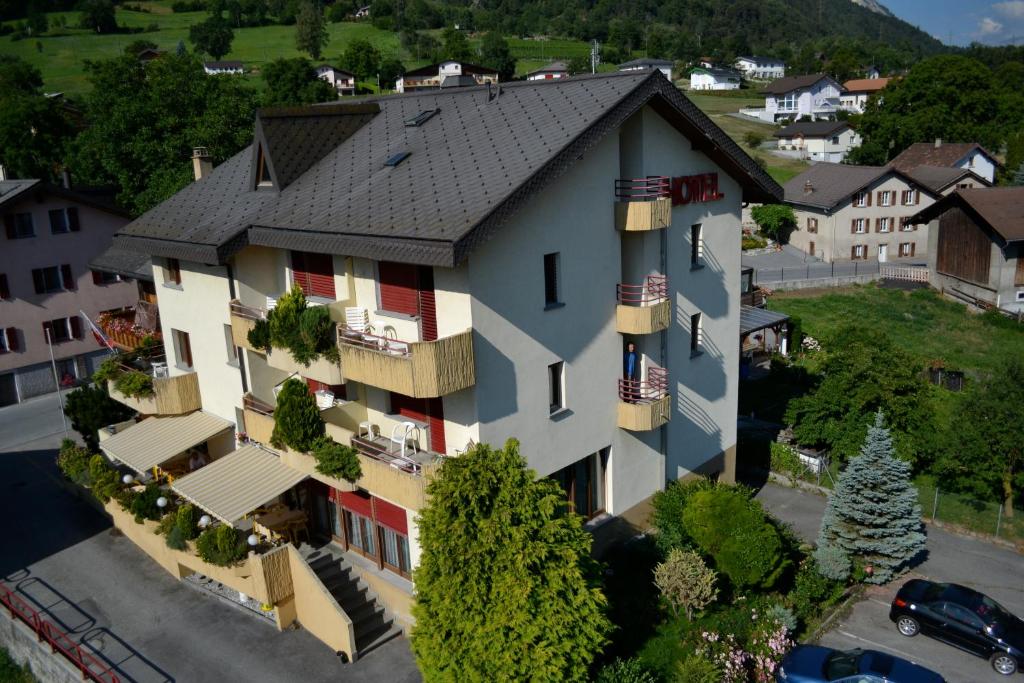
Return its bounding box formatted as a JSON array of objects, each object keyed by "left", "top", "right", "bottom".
[
  {"left": 741, "top": 244, "right": 819, "bottom": 271},
  {"left": 0, "top": 392, "right": 420, "bottom": 683},
  {"left": 754, "top": 482, "right": 1024, "bottom": 683}
]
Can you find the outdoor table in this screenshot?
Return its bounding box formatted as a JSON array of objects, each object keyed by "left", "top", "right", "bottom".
[{"left": 253, "top": 509, "right": 305, "bottom": 539}]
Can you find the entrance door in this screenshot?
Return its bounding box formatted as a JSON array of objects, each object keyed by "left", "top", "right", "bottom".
[
  {"left": 808, "top": 241, "right": 815, "bottom": 257},
  {"left": 878, "top": 244, "right": 888, "bottom": 262}
]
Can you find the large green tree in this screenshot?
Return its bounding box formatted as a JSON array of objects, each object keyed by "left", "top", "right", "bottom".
[
  {"left": 818, "top": 412, "right": 925, "bottom": 583},
  {"left": 0, "top": 56, "right": 72, "bottom": 181},
  {"left": 340, "top": 38, "right": 381, "bottom": 82},
  {"left": 294, "top": 0, "right": 328, "bottom": 60},
  {"left": 479, "top": 31, "right": 515, "bottom": 81},
  {"left": 70, "top": 53, "right": 258, "bottom": 214},
  {"left": 412, "top": 440, "right": 611, "bottom": 682},
  {"left": 79, "top": 0, "right": 117, "bottom": 34},
  {"left": 189, "top": 14, "right": 235, "bottom": 60},
  {"left": 440, "top": 26, "right": 472, "bottom": 62},
  {"left": 65, "top": 384, "right": 136, "bottom": 451},
  {"left": 262, "top": 57, "right": 336, "bottom": 105}
]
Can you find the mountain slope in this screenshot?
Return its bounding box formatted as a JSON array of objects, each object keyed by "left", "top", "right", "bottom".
[{"left": 850, "top": 0, "right": 894, "bottom": 17}]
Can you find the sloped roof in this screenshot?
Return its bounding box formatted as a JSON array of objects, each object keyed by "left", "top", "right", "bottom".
[
  {"left": 691, "top": 67, "right": 741, "bottom": 79},
  {"left": 773, "top": 121, "right": 851, "bottom": 138},
  {"left": 527, "top": 61, "right": 569, "bottom": 76},
  {"left": 0, "top": 179, "right": 127, "bottom": 216},
  {"left": 783, "top": 163, "right": 932, "bottom": 210},
  {"left": 402, "top": 61, "right": 498, "bottom": 78},
  {"left": 204, "top": 61, "right": 243, "bottom": 69},
  {"left": 619, "top": 58, "right": 674, "bottom": 68},
  {"left": 0, "top": 179, "right": 39, "bottom": 210},
  {"left": 909, "top": 187, "right": 1024, "bottom": 244},
  {"left": 889, "top": 142, "right": 999, "bottom": 174},
  {"left": 904, "top": 165, "right": 989, "bottom": 193},
  {"left": 114, "top": 71, "right": 782, "bottom": 267},
  {"left": 762, "top": 73, "right": 840, "bottom": 95},
  {"left": 89, "top": 244, "right": 154, "bottom": 281},
  {"left": 842, "top": 77, "right": 890, "bottom": 93},
  {"left": 740, "top": 305, "right": 790, "bottom": 335},
  {"left": 737, "top": 56, "right": 784, "bottom": 65}
]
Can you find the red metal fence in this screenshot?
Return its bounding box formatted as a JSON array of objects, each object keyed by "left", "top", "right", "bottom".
[
  {"left": 614, "top": 176, "right": 670, "bottom": 200},
  {"left": 0, "top": 582, "right": 120, "bottom": 683},
  {"left": 617, "top": 275, "right": 668, "bottom": 306},
  {"left": 618, "top": 367, "right": 669, "bottom": 403}
]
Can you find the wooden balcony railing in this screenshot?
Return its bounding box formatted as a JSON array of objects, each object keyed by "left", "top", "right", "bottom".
[
  {"left": 97, "top": 303, "right": 161, "bottom": 351},
  {"left": 109, "top": 369, "right": 201, "bottom": 415},
  {"left": 616, "top": 275, "right": 671, "bottom": 334},
  {"left": 338, "top": 327, "right": 474, "bottom": 398}
]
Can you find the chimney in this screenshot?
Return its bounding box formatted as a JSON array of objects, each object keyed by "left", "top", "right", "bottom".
[
  {"left": 191, "top": 147, "right": 213, "bottom": 181},
  {"left": 803, "top": 180, "right": 814, "bottom": 195},
  {"left": 934, "top": 138, "right": 942, "bottom": 149},
  {"left": 61, "top": 168, "right": 72, "bottom": 189}
]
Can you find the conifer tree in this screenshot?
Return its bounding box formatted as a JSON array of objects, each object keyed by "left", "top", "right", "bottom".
[
  {"left": 817, "top": 412, "right": 925, "bottom": 584},
  {"left": 412, "top": 439, "right": 611, "bottom": 682}
]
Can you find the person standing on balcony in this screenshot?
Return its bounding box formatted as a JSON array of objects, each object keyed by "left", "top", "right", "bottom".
[{"left": 623, "top": 342, "right": 639, "bottom": 403}]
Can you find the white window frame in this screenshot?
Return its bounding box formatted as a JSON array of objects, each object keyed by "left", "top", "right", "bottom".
[
  {"left": 880, "top": 217, "right": 891, "bottom": 233},
  {"left": 901, "top": 218, "right": 914, "bottom": 232},
  {"left": 853, "top": 245, "right": 867, "bottom": 259},
  {"left": 1016, "top": 290, "right": 1024, "bottom": 302},
  {"left": 854, "top": 218, "right": 866, "bottom": 234},
  {"left": 48, "top": 317, "right": 72, "bottom": 344},
  {"left": 880, "top": 191, "right": 892, "bottom": 207}
]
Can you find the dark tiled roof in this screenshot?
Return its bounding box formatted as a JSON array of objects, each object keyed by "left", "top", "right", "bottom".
[
  {"left": 773, "top": 121, "right": 851, "bottom": 138},
  {"left": 692, "top": 67, "right": 741, "bottom": 79},
  {"left": 737, "top": 56, "right": 784, "bottom": 65},
  {"left": 905, "top": 165, "right": 989, "bottom": 193},
  {"left": 619, "top": 58, "right": 674, "bottom": 69},
  {"left": 0, "top": 178, "right": 128, "bottom": 216},
  {"left": 0, "top": 179, "right": 39, "bottom": 209},
  {"left": 910, "top": 187, "right": 1024, "bottom": 243},
  {"left": 402, "top": 61, "right": 498, "bottom": 78},
  {"left": 204, "top": 61, "right": 243, "bottom": 69},
  {"left": 316, "top": 64, "right": 354, "bottom": 76},
  {"left": 761, "top": 73, "right": 839, "bottom": 95},
  {"left": 889, "top": 142, "right": 999, "bottom": 174},
  {"left": 89, "top": 245, "right": 154, "bottom": 281},
  {"left": 783, "top": 163, "right": 933, "bottom": 210},
  {"left": 527, "top": 61, "right": 569, "bottom": 75},
  {"left": 116, "top": 71, "right": 782, "bottom": 266}
]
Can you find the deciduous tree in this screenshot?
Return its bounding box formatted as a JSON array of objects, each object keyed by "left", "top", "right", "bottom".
[
  {"left": 440, "top": 26, "right": 471, "bottom": 62},
  {"left": 64, "top": 385, "right": 136, "bottom": 451},
  {"left": 79, "top": 0, "right": 117, "bottom": 34},
  {"left": 750, "top": 204, "right": 795, "bottom": 241},
  {"left": 340, "top": 38, "right": 381, "bottom": 82},
  {"left": 654, "top": 548, "right": 718, "bottom": 620},
  {"left": 295, "top": 0, "right": 328, "bottom": 60},
  {"left": 479, "top": 31, "right": 514, "bottom": 81},
  {"left": 189, "top": 14, "right": 235, "bottom": 59},
  {"left": 0, "top": 56, "right": 72, "bottom": 181},
  {"left": 412, "top": 439, "right": 611, "bottom": 682},
  {"left": 262, "top": 57, "right": 336, "bottom": 105}
]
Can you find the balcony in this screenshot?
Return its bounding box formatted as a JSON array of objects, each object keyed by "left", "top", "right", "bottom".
[
  {"left": 242, "top": 394, "right": 276, "bottom": 445},
  {"left": 615, "top": 177, "right": 671, "bottom": 232},
  {"left": 617, "top": 367, "right": 670, "bottom": 431},
  {"left": 338, "top": 328, "right": 474, "bottom": 398},
  {"left": 108, "top": 359, "right": 201, "bottom": 416},
  {"left": 229, "top": 300, "right": 265, "bottom": 352},
  {"left": 616, "top": 275, "right": 670, "bottom": 334},
  {"left": 97, "top": 303, "right": 161, "bottom": 351}
]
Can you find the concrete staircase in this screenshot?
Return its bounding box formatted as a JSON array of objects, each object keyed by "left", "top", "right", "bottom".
[{"left": 297, "top": 544, "right": 403, "bottom": 657}]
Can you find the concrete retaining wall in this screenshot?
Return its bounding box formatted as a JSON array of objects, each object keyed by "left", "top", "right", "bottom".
[
  {"left": 762, "top": 273, "right": 880, "bottom": 291},
  {"left": 0, "top": 611, "right": 86, "bottom": 683}
]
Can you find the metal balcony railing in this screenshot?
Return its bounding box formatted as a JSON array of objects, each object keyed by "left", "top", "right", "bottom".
[
  {"left": 229, "top": 300, "right": 267, "bottom": 321},
  {"left": 617, "top": 275, "right": 668, "bottom": 306},
  {"left": 615, "top": 176, "right": 670, "bottom": 201},
  {"left": 618, "top": 367, "right": 668, "bottom": 403},
  {"left": 338, "top": 327, "right": 412, "bottom": 356}
]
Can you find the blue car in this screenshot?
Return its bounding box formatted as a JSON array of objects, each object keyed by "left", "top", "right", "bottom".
[{"left": 777, "top": 645, "right": 945, "bottom": 683}]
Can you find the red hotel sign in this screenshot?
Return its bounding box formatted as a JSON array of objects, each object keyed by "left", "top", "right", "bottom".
[{"left": 671, "top": 173, "right": 724, "bottom": 206}]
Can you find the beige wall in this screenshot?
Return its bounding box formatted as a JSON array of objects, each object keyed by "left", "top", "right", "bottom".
[{"left": 0, "top": 192, "right": 135, "bottom": 373}]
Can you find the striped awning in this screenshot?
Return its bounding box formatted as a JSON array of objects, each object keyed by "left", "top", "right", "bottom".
[
  {"left": 171, "top": 445, "right": 306, "bottom": 525},
  {"left": 101, "top": 412, "right": 233, "bottom": 474}
]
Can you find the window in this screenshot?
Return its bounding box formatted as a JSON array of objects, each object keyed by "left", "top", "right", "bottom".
[
  {"left": 901, "top": 189, "right": 918, "bottom": 205},
  {"left": 878, "top": 190, "right": 892, "bottom": 207},
  {"left": 164, "top": 258, "right": 181, "bottom": 286},
  {"left": 0, "top": 327, "right": 17, "bottom": 353},
  {"left": 957, "top": 183, "right": 971, "bottom": 189},
  {"left": 690, "top": 224, "right": 703, "bottom": 267},
  {"left": 4, "top": 213, "right": 35, "bottom": 239},
  {"left": 543, "top": 252, "right": 561, "bottom": 307},
  {"left": 43, "top": 317, "right": 81, "bottom": 344},
  {"left": 48, "top": 207, "right": 79, "bottom": 234},
  {"left": 852, "top": 245, "right": 867, "bottom": 260},
  {"left": 173, "top": 329, "right": 193, "bottom": 368},
  {"left": 830, "top": 136, "right": 839, "bottom": 144},
  {"left": 0, "top": 273, "right": 9, "bottom": 300},
  {"left": 1016, "top": 291, "right": 1024, "bottom": 302},
  {"left": 548, "top": 361, "right": 564, "bottom": 414},
  {"left": 344, "top": 509, "right": 376, "bottom": 556},
  {"left": 378, "top": 261, "right": 420, "bottom": 315},
  {"left": 91, "top": 270, "right": 121, "bottom": 285},
  {"left": 853, "top": 191, "right": 870, "bottom": 208},
  {"left": 780, "top": 93, "right": 796, "bottom": 110},
  {"left": 549, "top": 450, "right": 608, "bottom": 519},
  {"left": 690, "top": 312, "right": 703, "bottom": 355},
  {"left": 901, "top": 217, "right": 915, "bottom": 232},
  {"left": 380, "top": 525, "right": 411, "bottom": 576},
  {"left": 223, "top": 324, "right": 238, "bottom": 365},
  {"left": 32, "top": 265, "right": 74, "bottom": 293},
  {"left": 851, "top": 218, "right": 866, "bottom": 234},
  {"left": 256, "top": 146, "right": 272, "bottom": 187},
  {"left": 898, "top": 243, "right": 916, "bottom": 257},
  {"left": 877, "top": 217, "right": 892, "bottom": 233},
  {"left": 806, "top": 217, "right": 818, "bottom": 233},
  {"left": 941, "top": 603, "right": 985, "bottom": 630},
  {"left": 291, "top": 251, "right": 335, "bottom": 299}
]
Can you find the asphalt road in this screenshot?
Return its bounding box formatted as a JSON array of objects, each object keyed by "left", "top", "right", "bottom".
[
  {"left": 0, "top": 391, "right": 420, "bottom": 683},
  {"left": 755, "top": 482, "right": 1024, "bottom": 683}
]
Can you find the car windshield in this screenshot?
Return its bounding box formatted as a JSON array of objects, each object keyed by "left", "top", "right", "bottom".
[
  {"left": 825, "top": 650, "right": 860, "bottom": 680},
  {"left": 976, "top": 594, "right": 1014, "bottom": 624}
]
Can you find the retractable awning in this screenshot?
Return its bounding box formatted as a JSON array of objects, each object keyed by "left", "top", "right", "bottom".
[
  {"left": 171, "top": 445, "right": 306, "bottom": 525},
  {"left": 100, "top": 412, "right": 234, "bottom": 474},
  {"left": 740, "top": 305, "right": 791, "bottom": 336}
]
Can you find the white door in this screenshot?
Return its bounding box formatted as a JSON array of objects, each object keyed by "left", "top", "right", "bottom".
[{"left": 878, "top": 244, "right": 888, "bottom": 262}]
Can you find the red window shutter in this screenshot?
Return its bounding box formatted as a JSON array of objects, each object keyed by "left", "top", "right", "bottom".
[
  {"left": 70, "top": 316, "right": 82, "bottom": 339},
  {"left": 390, "top": 392, "right": 426, "bottom": 422},
  {"left": 373, "top": 496, "right": 408, "bottom": 534},
  {"left": 850, "top": 219, "right": 856, "bottom": 234},
  {"left": 914, "top": 190, "right": 920, "bottom": 205},
  {"left": 91, "top": 270, "right": 103, "bottom": 286},
  {"left": 339, "top": 490, "right": 373, "bottom": 518},
  {"left": 911, "top": 243, "right": 916, "bottom": 257},
  {"left": 67, "top": 207, "right": 80, "bottom": 232},
  {"left": 32, "top": 269, "right": 45, "bottom": 294},
  {"left": 61, "top": 264, "right": 75, "bottom": 290},
  {"left": 291, "top": 251, "right": 335, "bottom": 299},
  {"left": 851, "top": 246, "right": 857, "bottom": 260},
  {"left": 427, "top": 397, "right": 445, "bottom": 454},
  {"left": 0, "top": 273, "right": 8, "bottom": 300},
  {"left": 379, "top": 262, "right": 419, "bottom": 315},
  {"left": 874, "top": 218, "right": 880, "bottom": 233},
  {"left": 875, "top": 191, "right": 881, "bottom": 206},
  {"left": 5, "top": 328, "right": 16, "bottom": 351},
  {"left": 418, "top": 266, "right": 437, "bottom": 342},
  {"left": 4, "top": 215, "right": 14, "bottom": 239},
  {"left": 866, "top": 191, "right": 872, "bottom": 207}
]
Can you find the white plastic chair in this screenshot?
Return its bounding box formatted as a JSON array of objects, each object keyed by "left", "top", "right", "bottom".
[
  {"left": 345, "top": 307, "right": 369, "bottom": 334},
  {"left": 388, "top": 421, "right": 421, "bottom": 472}
]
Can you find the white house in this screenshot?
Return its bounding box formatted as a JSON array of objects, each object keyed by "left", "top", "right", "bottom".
[
  {"left": 395, "top": 61, "right": 498, "bottom": 92},
  {"left": 773, "top": 121, "right": 861, "bottom": 162},
  {"left": 745, "top": 74, "right": 843, "bottom": 123},
  {"left": 689, "top": 67, "right": 741, "bottom": 91},
  {"left": 526, "top": 61, "right": 569, "bottom": 81},
  {"left": 889, "top": 141, "right": 999, "bottom": 185},
  {"left": 840, "top": 78, "right": 890, "bottom": 113},
  {"left": 316, "top": 64, "right": 356, "bottom": 96},
  {"left": 734, "top": 56, "right": 785, "bottom": 80},
  {"left": 203, "top": 61, "right": 244, "bottom": 75},
  {"left": 618, "top": 58, "right": 674, "bottom": 80}
]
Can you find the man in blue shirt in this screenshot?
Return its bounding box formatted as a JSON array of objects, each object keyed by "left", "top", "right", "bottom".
[{"left": 623, "top": 342, "right": 639, "bottom": 402}]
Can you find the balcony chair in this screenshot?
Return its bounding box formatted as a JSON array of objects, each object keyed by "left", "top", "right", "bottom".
[
  {"left": 388, "top": 421, "right": 421, "bottom": 472},
  {"left": 287, "top": 518, "right": 310, "bottom": 545},
  {"left": 344, "top": 307, "right": 370, "bottom": 339}
]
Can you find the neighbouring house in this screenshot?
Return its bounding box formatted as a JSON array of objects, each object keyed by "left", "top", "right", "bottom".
[
  {"left": 354, "top": 5, "right": 370, "bottom": 17},
  {"left": 618, "top": 58, "right": 674, "bottom": 80},
  {"left": 911, "top": 187, "right": 1024, "bottom": 313},
  {"left": 904, "top": 165, "right": 991, "bottom": 196},
  {"left": 203, "top": 61, "right": 244, "bottom": 75},
  {"left": 840, "top": 77, "right": 890, "bottom": 113},
  {"left": 526, "top": 61, "right": 569, "bottom": 81},
  {"left": 734, "top": 56, "right": 785, "bottom": 80},
  {"left": 865, "top": 65, "right": 881, "bottom": 79},
  {"left": 889, "top": 141, "right": 1000, "bottom": 184},
  {"left": 783, "top": 163, "right": 939, "bottom": 263},
  {"left": 105, "top": 70, "right": 781, "bottom": 657},
  {"left": 137, "top": 48, "right": 164, "bottom": 62},
  {"left": 0, "top": 178, "right": 136, "bottom": 406},
  {"left": 316, "top": 64, "right": 356, "bottom": 96},
  {"left": 689, "top": 66, "right": 742, "bottom": 91},
  {"left": 395, "top": 61, "right": 498, "bottom": 92},
  {"left": 773, "top": 120, "right": 861, "bottom": 162},
  {"left": 88, "top": 245, "right": 161, "bottom": 352},
  {"left": 746, "top": 74, "right": 844, "bottom": 123}
]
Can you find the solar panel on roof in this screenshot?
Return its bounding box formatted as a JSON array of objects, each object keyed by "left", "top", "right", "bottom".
[
  {"left": 404, "top": 109, "right": 440, "bottom": 127},
  {"left": 385, "top": 151, "right": 411, "bottom": 167}
]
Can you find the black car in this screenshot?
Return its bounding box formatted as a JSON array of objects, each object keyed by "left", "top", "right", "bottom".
[{"left": 889, "top": 579, "right": 1024, "bottom": 675}]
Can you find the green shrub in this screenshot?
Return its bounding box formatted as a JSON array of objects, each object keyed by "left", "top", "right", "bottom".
[
  {"left": 769, "top": 441, "right": 803, "bottom": 484},
  {"left": 156, "top": 513, "right": 177, "bottom": 536},
  {"left": 789, "top": 559, "right": 844, "bottom": 625},
  {"left": 268, "top": 286, "right": 306, "bottom": 352},
  {"left": 114, "top": 369, "right": 154, "bottom": 398},
  {"left": 741, "top": 233, "right": 768, "bottom": 250},
  {"left": 175, "top": 503, "right": 200, "bottom": 540},
  {"left": 129, "top": 483, "right": 164, "bottom": 523},
  {"left": 91, "top": 356, "right": 122, "bottom": 385},
  {"left": 113, "top": 486, "right": 137, "bottom": 509},
  {"left": 247, "top": 318, "right": 271, "bottom": 352},
  {"left": 313, "top": 437, "right": 362, "bottom": 482},
  {"left": 682, "top": 486, "right": 788, "bottom": 589},
  {"left": 271, "top": 377, "right": 325, "bottom": 451},
  {"left": 165, "top": 525, "right": 188, "bottom": 550},
  {"left": 743, "top": 131, "right": 765, "bottom": 149},
  {"left": 596, "top": 657, "right": 658, "bottom": 683},
  {"left": 87, "top": 454, "right": 121, "bottom": 503},
  {"left": 766, "top": 603, "right": 798, "bottom": 633},
  {"left": 674, "top": 654, "right": 720, "bottom": 683},
  {"left": 295, "top": 305, "right": 334, "bottom": 366},
  {"left": 56, "top": 439, "right": 92, "bottom": 483},
  {"left": 195, "top": 525, "right": 248, "bottom": 566},
  {"left": 813, "top": 544, "right": 851, "bottom": 581},
  {"left": 650, "top": 478, "right": 717, "bottom": 555},
  {"left": 64, "top": 384, "right": 136, "bottom": 451},
  {"left": 264, "top": 287, "right": 339, "bottom": 365}
]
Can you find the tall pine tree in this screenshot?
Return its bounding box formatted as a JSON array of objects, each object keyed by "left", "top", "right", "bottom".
[{"left": 817, "top": 412, "right": 925, "bottom": 584}]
